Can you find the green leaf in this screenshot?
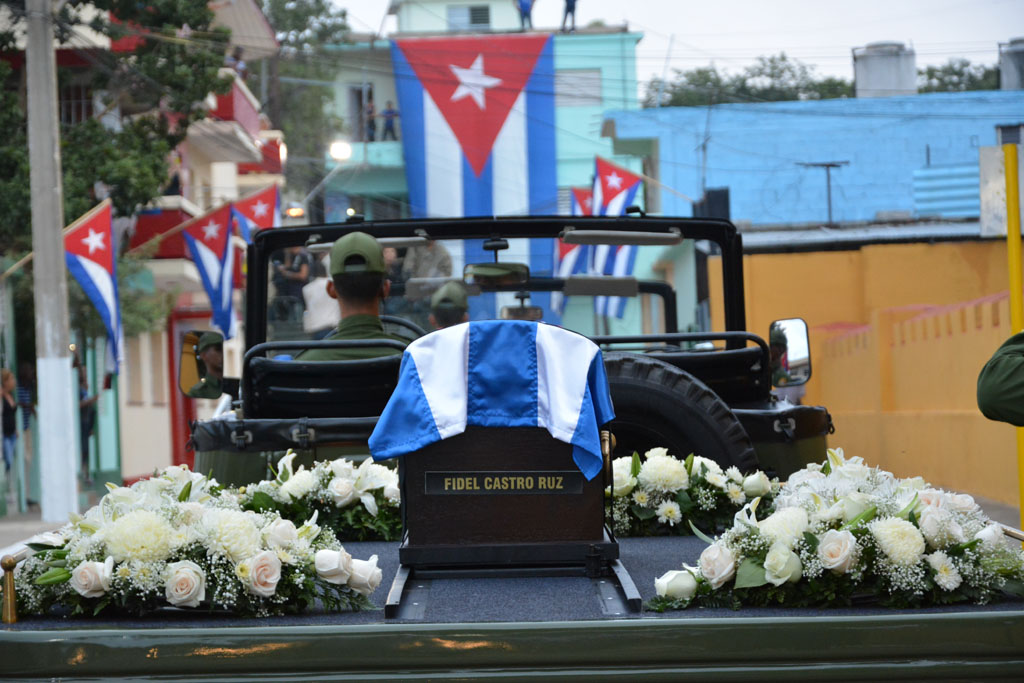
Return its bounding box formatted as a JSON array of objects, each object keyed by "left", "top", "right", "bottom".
[
  {"left": 45, "top": 559, "right": 67, "bottom": 568},
  {"left": 820, "top": 460, "right": 831, "bottom": 476},
  {"left": 1003, "top": 578, "right": 1024, "bottom": 598},
  {"left": 897, "top": 493, "right": 919, "bottom": 520},
  {"left": 675, "top": 489, "right": 695, "bottom": 513},
  {"left": 249, "top": 491, "right": 278, "bottom": 513},
  {"left": 842, "top": 505, "right": 877, "bottom": 530},
  {"left": 684, "top": 453, "right": 694, "bottom": 475},
  {"left": 630, "top": 452, "right": 642, "bottom": 478},
  {"left": 950, "top": 538, "right": 983, "bottom": 556},
  {"left": 177, "top": 480, "right": 192, "bottom": 502},
  {"left": 34, "top": 567, "right": 72, "bottom": 586},
  {"left": 26, "top": 542, "right": 64, "bottom": 553},
  {"left": 734, "top": 557, "right": 769, "bottom": 589},
  {"left": 631, "top": 504, "right": 656, "bottom": 520},
  {"left": 802, "top": 531, "right": 820, "bottom": 552},
  {"left": 688, "top": 520, "right": 716, "bottom": 545}
]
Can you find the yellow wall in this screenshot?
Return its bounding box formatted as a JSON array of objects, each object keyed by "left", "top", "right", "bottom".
[{"left": 710, "top": 239, "right": 1020, "bottom": 505}]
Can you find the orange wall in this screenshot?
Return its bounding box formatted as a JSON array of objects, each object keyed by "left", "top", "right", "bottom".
[{"left": 710, "top": 238, "right": 1020, "bottom": 506}]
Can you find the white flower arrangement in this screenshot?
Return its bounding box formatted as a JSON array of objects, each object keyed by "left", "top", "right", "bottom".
[
  {"left": 606, "top": 449, "right": 779, "bottom": 537},
  {"left": 237, "top": 451, "right": 402, "bottom": 542},
  {"left": 15, "top": 464, "right": 381, "bottom": 618},
  {"left": 651, "top": 448, "right": 1024, "bottom": 610}
]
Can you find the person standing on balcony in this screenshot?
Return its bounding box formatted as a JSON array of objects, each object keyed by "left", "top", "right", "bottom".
[
  {"left": 365, "top": 98, "right": 377, "bottom": 142},
  {"left": 561, "top": 0, "right": 577, "bottom": 32},
  {"left": 514, "top": 0, "right": 534, "bottom": 30},
  {"left": 381, "top": 101, "right": 399, "bottom": 141}
]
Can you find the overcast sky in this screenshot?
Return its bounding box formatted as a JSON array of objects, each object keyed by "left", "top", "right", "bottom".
[{"left": 337, "top": 0, "right": 1020, "bottom": 83}]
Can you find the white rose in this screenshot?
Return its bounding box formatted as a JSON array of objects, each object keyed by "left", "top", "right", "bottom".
[
  {"left": 654, "top": 570, "right": 697, "bottom": 600},
  {"left": 280, "top": 469, "right": 316, "bottom": 500},
  {"left": 692, "top": 456, "right": 724, "bottom": 478},
  {"left": 786, "top": 469, "right": 825, "bottom": 488},
  {"left": 833, "top": 462, "right": 870, "bottom": 482},
  {"left": 105, "top": 486, "right": 141, "bottom": 507},
  {"left": 948, "top": 493, "right": 977, "bottom": 513},
  {"left": 742, "top": 471, "right": 771, "bottom": 498},
  {"left": 608, "top": 456, "right": 637, "bottom": 497},
  {"left": 917, "top": 489, "right": 947, "bottom": 511},
  {"left": 758, "top": 507, "right": 809, "bottom": 549},
  {"left": 328, "top": 478, "right": 358, "bottom": 507},
  {"left": 162, "top": 464, "right": 191, "bottom": 483},
  {"left": 263, "top": 518, "right": 299, "bottom": 549},
  {"left": 974, "top": 523, "right": 1006, "bottom": 548},
  {"left": 818, "top": 529, "right": 858, "bottom": 574},
  {"left": 330, "top": 458, "right": 356, "bottom": 479},
  {"left": 763, "top": 542, "right": 802, "bottom": 586},
  {"left": 383, "top": 483, "right": 401, "bottom": 504},
  {"left": 901, "top": 476, "right": 927, "bottom": 491},
  {"left": 840, "top": 491, "right": 874, "bottom": 522},
  {"left": 178, "top": 502, "right": 206, "bottom": 525},
  {"left": 70, "top": 557, "right": 114, "bottom": 598},
  {"left": 314, "top": 547, "right": 354, "bottom": 585},
  {"left": 164, "top": 560, "right": 206, "bottom": 608},
  {"left": 699, "top": 543, "right": 737, "bottom": 590},
  {"left": 919, "top": 507, "right": 966, "bottom": 549},
  {"left": 243, "top": 550, "right": 282, "bottom": 598},
  {"left": 348, "top": 554, "right": 383, "bottom": 596}
]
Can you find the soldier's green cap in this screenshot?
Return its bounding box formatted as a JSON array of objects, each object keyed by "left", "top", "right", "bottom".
[
  {"left": 431, "top": 281, "right": 468, "bottom": 311},
  {"left": 329, "top": 231, "right": 386, "bottom": 277},
  {"left": 198, "top": 332, "right": 223, "bottom": 352}
]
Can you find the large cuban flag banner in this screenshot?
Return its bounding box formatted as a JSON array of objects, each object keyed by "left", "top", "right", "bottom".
[
  {"left": 64, "top": 199, "right": 122, "bottom": 369},
  {"left": 183, "top": 205, "right": 236, "bottom": 338},
  {"left": 391, "top": 34, "right": 558, "bottom": 320},
  {"left": 591, "top": 157, "right": 643, "bottom": 318},
  {"left": 232, "top": 185, "right": 280, "bottom": 243}
]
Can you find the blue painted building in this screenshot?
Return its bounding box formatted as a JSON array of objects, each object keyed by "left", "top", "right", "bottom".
[{"left": 603, "top": 91, "right": 1024, "bottom": 226}]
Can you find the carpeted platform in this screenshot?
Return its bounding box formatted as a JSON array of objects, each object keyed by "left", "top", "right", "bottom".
[{"left": 5, "top": 536, "right": 1023, "bottom": 630}]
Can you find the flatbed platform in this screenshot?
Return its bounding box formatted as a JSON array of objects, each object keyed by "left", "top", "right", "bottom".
[{"left": 3, "top": 537, "right": 1023, "bottom": 680}]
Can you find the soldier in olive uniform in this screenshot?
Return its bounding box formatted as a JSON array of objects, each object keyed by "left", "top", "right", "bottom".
[
  {"left": 977, "top": 332, "right": 1024, "bottom": 425},
  {"left": 429, "top": 281, "right": 469, "bottom": 330},
  {"left": 296, "top": 232, "right": 408, "bottom": 361}
]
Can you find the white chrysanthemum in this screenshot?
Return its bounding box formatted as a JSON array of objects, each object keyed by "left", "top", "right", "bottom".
[
  {"left": 101, "top": 510, "right": 176, "bottom": 562},
  {"left": 725, "top": 482, "right": 746, "bottom": 505},
  {"left": 637, "top": 454, "right": 689, "bottom": 493},
  {"left": 202, "top": 509, "right": 262, "bottom": 562},
  {"left": 692, "top": 456, "right": 723, "bottom": 478},
  {"left": 280, "top": 469, "right": 317, "bottom": 500},
  {"left": 706, "top": 471, "right": 728, "bottom": 490},
  {"left": 726, "top": 466, "right": 743, "bottom": 483},
  {"left": 870, "top": 517, "right": 926, "bottom": 566},
  {"left": 656, "top": 501, "right": 682, "bottom": 526},
  {"left": 632, "top": 490, "right": 650, "bottom": 506},
  {"left": 926, "top": 551, "right": 962, "bottom": 591},
  {"left": 758, "top": 507, "right": 808, "bottom": 548}
]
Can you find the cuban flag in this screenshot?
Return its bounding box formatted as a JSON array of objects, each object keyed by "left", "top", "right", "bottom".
[
  {"left": 551, "top": 187, "right": 594, "bottom": 314},
  {"left": 64, "top": 199, "right": 122, "bottom": 369},
  {"left": 392, "top": 35, "right": 559, "bottom": 321},
  {"left": 183, "top": 205, "right": 235, "bottom": 338},
  {"left": 592, "top": 157, "right": 643, "bottom": 318},
  {"left": 369, "top": 321, "right": 615, "bottom": 480},
  {"left": 232, "top": 185, "right": 280, "bottom": 244}
]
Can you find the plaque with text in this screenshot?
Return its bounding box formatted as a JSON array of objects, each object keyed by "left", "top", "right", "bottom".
[{"left": 424, "top": 471, "right": 584, "bottom": 495}]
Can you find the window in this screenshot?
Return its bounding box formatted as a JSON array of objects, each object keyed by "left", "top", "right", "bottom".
[
  {"left": 150, "top": 332, "right": 166, "bottom": 406},
  {"left": 447, "top": 5, "right": 490, "bottom": 31},
  {"left": 997, "top": 124, "right": 1023, "bottom": 145},
  {"left": 555, "top": 69, "right": 602, "bottom": 107},
  {"left": 126, "top": 336, "right": 144, "bottom": 404},
  {"left": 59, "top": 83, "right": 93, "bottom": 126}
]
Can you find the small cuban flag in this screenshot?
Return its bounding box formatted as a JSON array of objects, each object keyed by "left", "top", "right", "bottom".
[
  {"left": 182, "top": 205, "right": 236, "bottom": 338},
  {"left": 551, "top": 187, "right": 594, "bottom": 315},
  {"left": 591, "top": 157, "right": 643, "bottom": 318},
  {"left": 64, "top": 199, "right": 123, "bottom": 369},
  {"left": 369, "top": 320, "right": 615, "bottom": 480},
  {"left": 232, "top": 185, "right": 280, "bottom": 244}
]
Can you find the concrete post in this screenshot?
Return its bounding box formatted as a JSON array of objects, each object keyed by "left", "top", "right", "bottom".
[{"left": 26, "top": 0, "right": 79, "bottom": 523}]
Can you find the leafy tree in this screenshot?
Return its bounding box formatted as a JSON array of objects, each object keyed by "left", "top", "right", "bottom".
[
  {"left": 644, "top": 53, "right": 853, "bottom": 108},
  {"left": 256, "top": 0, "right": 349, "bottom": 199},
  {"left": 918, "top": 58, "right": 999, "bottom": 92}
]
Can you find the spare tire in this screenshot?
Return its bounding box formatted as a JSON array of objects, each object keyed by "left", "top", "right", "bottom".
[{"left": 603, "top": 352, "right": 760, "bottom": 473}]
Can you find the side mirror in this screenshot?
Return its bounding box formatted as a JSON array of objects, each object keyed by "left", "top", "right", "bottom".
[
  {"left": 464, "top": 262, "right": 529, "bottom": 287},
  {"left": 769, "top": 318, "right": 810, "bottom": 387},
  {"left": 179, "top": 330, "right": 237, "bottom": 399}
]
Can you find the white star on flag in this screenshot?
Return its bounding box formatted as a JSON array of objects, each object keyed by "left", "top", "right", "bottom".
[
  {"left": 252, "top": 200, "right": 269, "bottom": 218},
  {"left": 201, "top": 220, "right": 221, "bottom": 241},
  {"left": 584, "top": 197, "right": 593, "bottom": 208},
  {"left": 81, "top": 228, "right": 105, "bottom": 255},
  {"left": 450, "top": 54, "right": 502, "bottom": 110},
  {"left": 605, "top": 172, "right": 623, "bottom": 190}
]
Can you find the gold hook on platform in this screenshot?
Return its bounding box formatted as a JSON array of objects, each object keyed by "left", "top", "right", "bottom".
[{"left": 2, "top": 554, "right": 17, "bottom": 624}]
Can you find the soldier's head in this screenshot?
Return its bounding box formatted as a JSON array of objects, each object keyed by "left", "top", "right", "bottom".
[
  {"left": 430, "top": 281, "right": 469, "bottom": 329},
  {"left": 327, "top": 231, "right": 390, "bottom": 313}
]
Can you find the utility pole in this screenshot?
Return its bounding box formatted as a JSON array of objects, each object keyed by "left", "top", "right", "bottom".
[
  {"left": 797, "top": 161, "right": 849, "bottom": 226},
  {"left": 27, "top": 0, "right": 79, "bottom": 523}
]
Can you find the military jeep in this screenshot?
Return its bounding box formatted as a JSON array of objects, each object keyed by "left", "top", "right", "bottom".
[{"left": 184, "top": 215, "right": 831, "bottom": 485}]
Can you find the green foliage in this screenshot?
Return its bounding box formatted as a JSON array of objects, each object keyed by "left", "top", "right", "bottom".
[
  {"left": 918, "top": 58, "right": 999, "bottom": 92},
  {"left": 0, "top": 61, "right": 31, "bottom": 255},
  {"left": 644, "top": 53, "right": 853, "bottom": 108}
]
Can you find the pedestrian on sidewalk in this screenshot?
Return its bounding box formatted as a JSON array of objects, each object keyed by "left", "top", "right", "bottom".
[{"left": 1, "top": 368, "right": 16, "bottom": 474}]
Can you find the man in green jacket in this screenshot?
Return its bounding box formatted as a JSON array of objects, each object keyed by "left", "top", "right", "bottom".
[
  {"left": 296, "top": 232, "right": 409, "bottom": 361},
  {"left": 977, "top": 332, "right": 1024, "bottom": 424}
]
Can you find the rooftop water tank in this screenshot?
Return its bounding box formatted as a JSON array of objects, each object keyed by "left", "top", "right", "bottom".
[
  {"left": 999, "top": 37, "right": 1024, "bottom": 90},
  {"left": 853, "top": 41, "right": 917, "bottom": 98}
]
